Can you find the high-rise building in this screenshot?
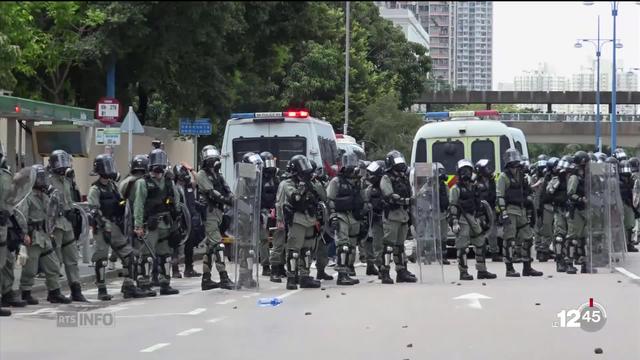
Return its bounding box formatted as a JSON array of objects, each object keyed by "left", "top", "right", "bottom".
[
  {"left": 454, "top": 2, "right": 493, "bottom": 90},
  {"left": 378, "top": 7, "right": 430, "bottom": 50},
  {"left": 513, "top": 63, "right": 568, "bottom": 112}
]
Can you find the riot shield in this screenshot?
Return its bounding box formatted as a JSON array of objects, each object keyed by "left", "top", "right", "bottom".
[
  {"left": 174, "top": 186, "right": 192, "bottom": 247},
  {"left": 5, "top": 166, "right": 36, "bottom": 210},
  {"left": 46, "top": 188, "right": 62, "bottom": 234},
  {"left": 586, "top": 163, "right": 626, "bottom": 272},
  {"left": 411, "top": 163, "right": 445, "bottom": 284},
  {"left": 231, "top": 162, "right": 262, "bottom": 289}
]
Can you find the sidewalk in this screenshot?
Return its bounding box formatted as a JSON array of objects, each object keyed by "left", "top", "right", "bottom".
[{"left": 12, "top": 244, "right": 208, "bottom": 294}]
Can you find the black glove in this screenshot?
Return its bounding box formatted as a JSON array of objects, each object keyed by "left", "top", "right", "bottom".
[{"left": 329, "top": 215, "right": 339, "bottom": 233}]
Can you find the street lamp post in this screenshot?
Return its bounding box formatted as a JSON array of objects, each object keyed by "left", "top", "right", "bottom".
[{"left": 574, "top": 16, "right": 621, "bottom": 152}]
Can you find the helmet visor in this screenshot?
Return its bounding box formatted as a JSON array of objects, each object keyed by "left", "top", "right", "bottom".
[
  {"left": 149, "top": 151, "right": 168, "bottom": 167},
  {"left": 52, "top": 151, "right": 72, "bottom": 169},
  {"left": 101, "top": 156, "right": 117, "bottom": 176}
]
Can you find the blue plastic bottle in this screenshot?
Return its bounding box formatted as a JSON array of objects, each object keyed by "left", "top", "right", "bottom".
[{"left": 257, "top": 297, "right": 283, "bottom": 307}]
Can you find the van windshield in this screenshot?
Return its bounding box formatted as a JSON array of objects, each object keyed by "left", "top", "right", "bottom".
[
  {"left": 233, "top": 137, "right": 307, "bottom": 170},
  {"left": 432, "top": 140, "right": 464, "bottom": 173}
]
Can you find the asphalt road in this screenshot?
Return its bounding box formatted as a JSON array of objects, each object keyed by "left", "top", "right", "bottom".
[{"left": 2, "top": 254, "right": 640, "bottom": 360}]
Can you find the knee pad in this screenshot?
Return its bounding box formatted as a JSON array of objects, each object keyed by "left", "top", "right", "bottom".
[
  {"left": 301, "top": 248, "right": 312, "bottom": 270},
  {"left": 475, "top": 246, "right": 486, "bottom": 264},
  {"left": 246, "top": 249, "right": 255, "bottom": 269},
  {"left": 383, "top": 246, "right": 394, "bottom": 267},
  {"left": 214, "top": 244, "right": 226, "bottom": 264},
  {"left": 337, "top": 245, "right": 350, "bottom": 267},
  {"left": 287, "top": 250, "right": 299, "bottom": 274},
  {"left": 95, "top": 260, "right": 107, "bottom": 283},
  {"left": 159, "top": 256, "right": 171, "bottom": 276},
  {"left": 554, "top": 236, "right": 564, "bottom": 255}
]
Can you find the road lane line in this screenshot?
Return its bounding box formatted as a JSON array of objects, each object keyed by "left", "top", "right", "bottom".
[
  {"left": 207, "top": 316, "right": 226, "bottom": 323},
  {"left": 177, "top": 328, "right": 203, "bottom": 336},
  {"left": 276, "top": 289, "right": 302, "bottom": 300},
  {"left": 215, "top": 299, "right": 237, "bottom": 305},
  {"left": 242, "top": 292, "right": 261, "bottom": 298},
  {"left": 187, "top": 308, "right": 207, "bottom": 315},
  {"left": 615, "top": 267, "right": 640, "bottom": 280},
  {"left": 140, "top": 343, "right": 170, "bottom": 353}
]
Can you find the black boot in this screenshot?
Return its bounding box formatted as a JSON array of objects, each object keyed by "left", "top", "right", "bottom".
[
  {"left": 523, "top": 262, "right": 543, "bottom": 277},
  {"left": 337, "top": 272, "right": 358, "bottom": 286},
  {"left": 347, "top": 265, "right": 357, "bottom": 277},
  {"left": 218, "top": 271, "right": 234, "bottom": 290},
  {"left": 21, "top": 290, "right": 39, "bottom": 305},
  {"left": 556, "top": 258, "right": 567, "bottom": 272},
  {"left": 183, "top": 265, "right": 201, "bottom": 278},
  {"left": 172, "top": 263, "right": 182, "bottom": 279},
  {"left": 366, "top": 262, "right": 379, "bottom": 276},
  {"left": 97, "top": 287, "right": 113, "bottom": 301},
  {"left": 159, "top": 284, "right": 180, "bottom": 295},
  {"left": 627, "top": 243, "right": 639, "bottom": 252},
  {"left": 47, "top": 288, "right": 72, "bottom": 304},
  {"left": 270, "top": 265, "right": 283, "bottom": 283},
  {"left": 262, "top": 265, "right": 271, "bottom": 276},
  {"left": 239, "top": 272, "right": 257, "bottom": 289},
  {"left": 286, "top": 276, "right": 298, "bottom": 290},
  {"left": 396, "top": 269, "right": 418, "bottom": 283},
  {"left": 379, "top": 268, "right": 394, "bottom": 284},
  {"left": 201, "top": 272, "right": 220, "bottom": 291},
  {"left": 0, "top": 307, "right": 11, "bottom": 316},
  {"left": 581, "top": 263, "right": 598, "bottom": 274},
  {"left": 2, "top": 291, "right": 27, "bottom": 307},
  {"left": 477, "top": 270, "right": 497, "bottom": 279},
  {"left": 442, "top": 257, "right": 451, "bottom": 265},
  {"left": 316, "top": 268, "right": 334, "bottom": 280},
  {"left": 151, "top": 273, "right": 160, "bottom": 287},
  {"left": 299, "top": 275, "right": 321, "bottom": 288},
  {"left": 69, "top": 283, "right": 88, "bottom": 302},
  {"left": 536, "top": 250, "right": 549, "bottom": 262},
  {"left": 505, "top": 263, "right": 520, "bottom": 277},
  {"left": 565, "top": 261, "right": 578, "bottom": 274},
  {"left": 459, "top": 270, "right": 474, "bottom": 281},
  {"left": 121, "top": 283, "right": 147, "bottom": 299}
]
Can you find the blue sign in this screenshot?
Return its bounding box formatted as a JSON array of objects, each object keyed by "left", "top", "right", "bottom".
[{"left": 179, "top": 118, "right": 212, "bottom": 136}]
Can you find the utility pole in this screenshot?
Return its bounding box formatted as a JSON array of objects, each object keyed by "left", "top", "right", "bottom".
[{"left": 344, "top": 1, "right": 350, "bottom": 136}]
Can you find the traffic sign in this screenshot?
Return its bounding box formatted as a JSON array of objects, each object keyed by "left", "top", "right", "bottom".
[
  {"left": 120, "top": 108, "right": 144, "bottom": 134},
  {"left": 179, "top": 118, "right": 212, "bottom": 136},
  {"left": 95, "top": 127, "right": 121, "bottom": 146},
  {"left": 96, "top": 97, "right": 121, "bottom": 125}
]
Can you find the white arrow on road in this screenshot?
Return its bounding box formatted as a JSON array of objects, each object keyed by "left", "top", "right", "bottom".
[{"left": 453, "top": 293, "right": 492, "bottom": 310}]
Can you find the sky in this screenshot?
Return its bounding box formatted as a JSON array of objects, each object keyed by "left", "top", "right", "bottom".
[{"left": 492, "top": 1, "right": 640, "bottom": 89}]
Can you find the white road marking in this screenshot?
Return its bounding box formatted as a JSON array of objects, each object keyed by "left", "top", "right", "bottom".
[
  {"left": 140, "top": 343, "right": 170, "bottom": 353},
  {"left": 276, "top": 289, "right": 302, "bottom": 300},
  {"left": 94, "top": 305, "right": 129, "bottom": 313},
  {"left": 186, "top": 308, "right": 207, "bottom": 315},
  {"left": 176, "top": 328, "right": 203, "bottom": 336},
  {"left": 453, "top": 292, "right": 492, "bottom": 310},
  {"left": 242, "top": 292, "right": 261, "bottom": 298},
  {"left": 207, "top": 316, "right": 226, "bottom": 323},
  {"left": 13, "top": 308, "right": 64, "bottom": 316},
  {"left": 215, "top": 299, "right": 237, "bottom": 305},
  {"left": 615, "top": 267, "right": 640, "bottom": 280}
]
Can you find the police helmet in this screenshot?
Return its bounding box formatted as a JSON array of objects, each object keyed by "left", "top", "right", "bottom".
[
  {"left": 456, "top": 159, "right": 474, "bottom": 181},
  {"left": 172, "top": 164, "right": 192, "bottom": 183},
  {"left": 201, "top": 146, "right": 221, "bottom": 170},
  {"left": 628, "top": 157, "right": 640, "bottom": 173},
  {"left": 93, "top": 154, "right": 117, "bottom": 178},
  {"left": 557, "top": 155, "right": 572, "bottom": 174},
  {"left": 148, "top": 148, "right": 168, "bottom": 174},
  {"left": 366, "top": 160, "right": 385, "bottom": 178},
  {"left": 620, "top": 160, "right": 633, "bottom": 176},
  {"left": 503, "top": 148, "right": 522, "bottom": 168},
  {"left": 385, "top": 150, "right": 407, "bottom": 173},
  {"left": 260, "top": 151, "right": 277, "bottom": 169},
  {"left": 573, "top": 151, "right": 589, "bottom": 167},
  {"left": 131, "top": 154, "right": 149, "bottom": 174},
  {"left": 605, "top": 156, "right": 619, "bottom": 167},
  {"left": 547, "top": 157, "right": 559, "bottom": 173},
  {"left": 594, "top": 152, "right": 607, "bottom": 163},
  {"left": 242, "top": 152, "right": 263, "bottom": 167},
  {"left": 49, "top": 149, "right": 72, "bottom": 173},
  {"left": 287, "top": 155, "right": 313, "bottom": 179},
  {"left": 33, "top": 164, "right": 49, "bottom": 191},
  {"left": 613, "top": 147, "right": 628, "bottom": 161},
  {"left": 474, "top": 159, "right": 493, "bottom": 177}
]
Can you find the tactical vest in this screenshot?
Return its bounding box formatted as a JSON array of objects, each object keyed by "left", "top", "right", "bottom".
[
  {"left": 290, "top": 180, "right": 317, "bottom": 217},
  {"left": 261, "top": 177, "right": 278, "bottom": 210},
  {"left": 334, "top": 176, "right": 363, "bottom": 213},
  {"left": 439, "top": 180, "right": 449, "bottom": 213},
  {"left": 390, "top": 173, "right": 411, "bottom": 198},
  {"left": 505, "top": 172, "right": 526, "bottom": 207},
  {"left": 475, "top": 177, "right": 496, "bottom": 208},
  {"left": 93, "top": 180, "right": 124, "bottom": 219},
  {"left": 551, "top": 176, "right": 568, "bottom": 208},
  {"left": 457, "top": 183, "right": 478, "bottom": 214},
  {"left": 143, "top": 175, "right": 175, "bottom": 219},
  {"left": 620, "top": 179, "right": 633, "bottom": 206},
  {"left": 369, "top": 186, "right": 385, "bottom": 215}
]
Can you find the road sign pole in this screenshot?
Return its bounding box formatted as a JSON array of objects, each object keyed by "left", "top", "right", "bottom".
[
  {"left": 128, "top": 106, "right": 133, "bottom": 163},
  {"left": 194, "top": 135, "right": 198, "bottom": 169}
]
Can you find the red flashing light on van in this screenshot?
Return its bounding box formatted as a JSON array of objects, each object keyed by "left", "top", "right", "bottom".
[{"left": 284, "top": 109, "right": 309, "bottom": 118}]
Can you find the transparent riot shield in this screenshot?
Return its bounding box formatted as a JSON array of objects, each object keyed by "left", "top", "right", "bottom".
[
  {"left": 174, "top": 186, "right": 192, "bottom": 247},
  {"left": 586, "top": 163, "right": 626, "bottom": 272},
  {"left": 231, "top": 162, "right": 262, "bottom": 290},
  {"left": 46, "top": 188, "right": 62, "bottom": 234},
  {"left": 5, "top": 166, "right": 36, "bottom": 210},
  {"left": 411, "top": 163, "right": 445, "bottom": 284}
]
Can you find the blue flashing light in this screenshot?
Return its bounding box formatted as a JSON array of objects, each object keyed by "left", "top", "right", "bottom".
[
  {"left": 230, "top": 113, "right": 256, "bottom": 119},
  {"left": 424, "top": 111, "right": 449, "bottom": 118}
]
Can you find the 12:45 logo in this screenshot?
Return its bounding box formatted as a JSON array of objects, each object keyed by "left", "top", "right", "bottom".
[{"left": 553, "top": 298, "right": 607, "bottom": 332}]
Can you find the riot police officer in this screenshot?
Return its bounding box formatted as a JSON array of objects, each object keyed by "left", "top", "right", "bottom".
[
  {"left": 308, "top": 159, "right": 333, "bottom": 281},
  {"left": 497, "top": 148, "right": 543, "bottom": 277},
  {"left": 259, "top": 151, "right": 279, "bottom": 277},
  {"left": 364, "top": 160, "right": 387, "bottom": 277},
  {"left": 196, "top": 146, "right": 234, "bottom": 290},
  {"left": 16, "top": 165, "right": 71, "bottom": 305},
  {"left": 449, "top": 160, "right": 497, "bottom": 281},
  {"left": 269, "top": 155, "right": 289, "bottom": 283},
  {"left": 380, "top": 150, "right": 417, "bottom": 284},
  {"left": 88, "top": 154, "right": 146, "bottom": 300},
  {"left": 173, "top": 164, "right": 205, "bottom": 277},
  {"left": 132, "top": 148, "right": 180, "bottom": 295},
  {"left": 613, "top": 148, "right": 628, "bottom": 162},
  {"left": 474, "top": 159, "right": 501, "bottom": 262},
  {"left": 547, "top": 156, "right": 575, "bottom": 273},
  {"left": 277, "top": 155, "right": 322, "bottom": 290},
  {"left": 48, "top": 149, "right": 87, "bottom": 301},
  {"left": 327, "top": 153, "right": 363, "bottom": 286},
  {"left": 532, "top": 155, "right": 554, "bottom": 262},
  {"left": 435, "top": 163, "right": 451, "bottom": 265},
  {"left": 630, "top": 157, "right": 640, "bottom": 251},
  {"left": 619, "top": 160, "right": 639, "bottom": 252},
  {"left": 566, "top": 151, "right": 591, "bottom": 273}
]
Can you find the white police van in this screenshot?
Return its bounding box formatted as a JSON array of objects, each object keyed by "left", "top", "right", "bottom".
[
  {"left": 336, "top": 133, "right": 366, "bottom": 160},
  {"left": 220, "top": 109, "right": 339, "bottom": 186}
]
